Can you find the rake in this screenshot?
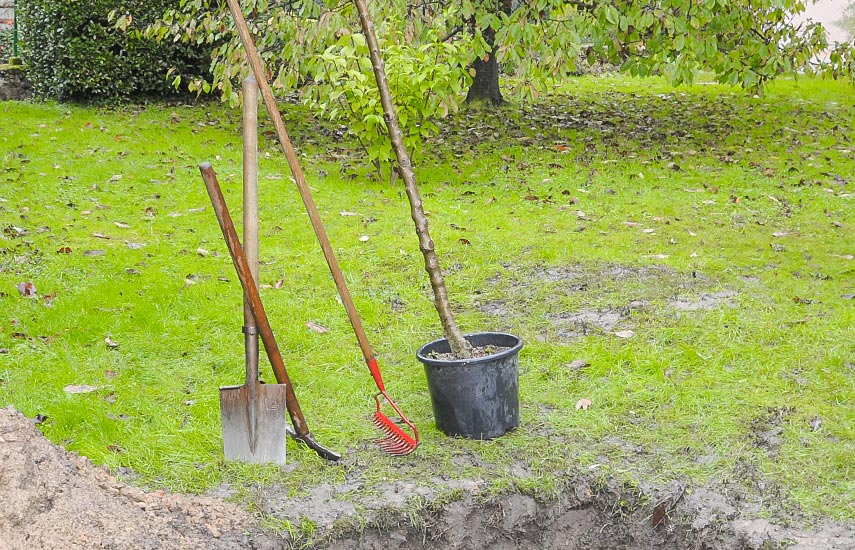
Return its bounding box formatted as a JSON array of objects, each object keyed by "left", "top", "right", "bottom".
[{"left": 224, "top": 0, "right": 418, "bottom": 455}]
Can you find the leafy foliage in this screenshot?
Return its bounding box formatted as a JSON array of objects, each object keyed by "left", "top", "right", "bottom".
[
  {"left": 151, "top": 0, "right": 855, "bottom": 167},
  {"left": 838, "top": 1, "right": 855, "bottom": 40},
  {"left": 16, "top": 0, "right": 210, "bottom": 100},
  {"left": 0, "top": 29, "right": 14, "bottom": 62}
]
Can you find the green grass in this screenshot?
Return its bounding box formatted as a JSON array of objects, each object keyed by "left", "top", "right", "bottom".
[{"left": 1, "top": 74, "right": 853, "bottom": 524}]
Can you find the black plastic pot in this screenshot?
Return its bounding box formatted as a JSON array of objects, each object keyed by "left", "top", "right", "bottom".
[{"left": 416, "top": 332, "right": 523, "bottom": 439}]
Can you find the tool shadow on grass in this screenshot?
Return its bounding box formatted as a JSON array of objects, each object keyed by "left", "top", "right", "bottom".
[{"left": 0, "top": 75, "right": 853, "bottom": 532}]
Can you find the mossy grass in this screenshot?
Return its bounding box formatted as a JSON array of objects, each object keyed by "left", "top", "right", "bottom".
[{"left": 1, "top": 74, "right": 853, "bottom": 524}]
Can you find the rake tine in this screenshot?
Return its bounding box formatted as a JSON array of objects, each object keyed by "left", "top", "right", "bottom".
[{"left": 377, "top": 437, "right": 411, "bottom": 455}]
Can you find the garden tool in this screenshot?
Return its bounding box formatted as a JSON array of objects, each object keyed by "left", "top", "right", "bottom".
[
  {"left": 224, "top": 0, "right": 418, "bottom": 455},
  {"left": 200, "top": 162, "right": 341, "bottom": 462},
  {"left": 218, "top": 77, "right": 290, "bottom": 465}
]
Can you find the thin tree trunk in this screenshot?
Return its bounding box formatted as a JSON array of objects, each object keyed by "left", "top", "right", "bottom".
[{"left": 353, "top": 0, "right": 471, "bottom": 359}]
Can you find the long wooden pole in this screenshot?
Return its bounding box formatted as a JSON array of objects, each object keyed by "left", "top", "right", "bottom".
[
  {"left": 352, "top": 0, "right": 471, "bottom": 358},
  {"left": 224, "top": 0, "right": 382, "bottom": 368}
]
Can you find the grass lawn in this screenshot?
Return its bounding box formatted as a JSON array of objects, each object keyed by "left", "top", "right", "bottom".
[{"left": 1, "top": 74, "right": 853, "bottom": 531}]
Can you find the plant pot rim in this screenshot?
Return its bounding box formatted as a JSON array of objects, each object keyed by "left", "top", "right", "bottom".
[{"left": 416, "top": 331, "right": 523, "bottom": 367}]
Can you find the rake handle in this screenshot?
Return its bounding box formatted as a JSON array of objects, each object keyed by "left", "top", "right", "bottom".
[
  {"left": 200, "top": 163, "right": 341, "bottom": 461},
  {"left": 224, "top": 0, "right": 382, "bottom": 382}
]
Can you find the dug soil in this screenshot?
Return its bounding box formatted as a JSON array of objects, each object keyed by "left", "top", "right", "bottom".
[{"left": 2, "top": 406, "right": 853, "bottom": 549}]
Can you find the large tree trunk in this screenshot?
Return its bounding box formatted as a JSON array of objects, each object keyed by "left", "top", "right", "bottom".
[{"left": 465, "top": 49, "right": 503, "bottom": 105}]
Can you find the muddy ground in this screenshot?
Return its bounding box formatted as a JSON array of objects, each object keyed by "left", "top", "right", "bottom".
[{"left": 2, "top": 406, "right": 854, "bottom": 549}]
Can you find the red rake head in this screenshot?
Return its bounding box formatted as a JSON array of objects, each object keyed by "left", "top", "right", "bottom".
[{"left": 373, "top": 394, "right": 418, "bottom": 456}]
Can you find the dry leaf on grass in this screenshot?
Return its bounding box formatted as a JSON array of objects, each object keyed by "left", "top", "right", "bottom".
[
  {"left": 575, "top": 398, "right": 592, "bottom": 410},
  {"left": 105, "top": 336, "right": 119, "bottom": 349},
  {"left": 16, "top": 282, "right": 37, "bottom": 298},
  {"left": 306, "top": 321, "right": 330, "bottom": 334},
  {"left": 614, "top": 330, "right": 636, "bottom": 338},
  {"left": 64, "top": 384, "right": 98, "bottom": 394},
  {"left": 566, "top": 359, "right": 590, "bottom": 371}
]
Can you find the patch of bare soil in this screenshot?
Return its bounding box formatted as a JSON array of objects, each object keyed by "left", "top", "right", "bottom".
[
  {"left": 3, "top": 406, "right": 854, "bottom": 550},
  {"left": 668, "top": 290, "right": 738, "bottom": 311},
  {"left": 262, "top": 474, "right": 855, "bottom": 550},
  {"left": 0, "top": 406, "right": 282, "bottom": 550}
]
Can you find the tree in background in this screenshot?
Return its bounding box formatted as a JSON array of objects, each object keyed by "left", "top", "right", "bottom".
[
  {"left": 146, "top": 0, "right": 855, "bottom": 170},
  {"left": 838, "top": 1, "right": 855, "bottom": 40}
]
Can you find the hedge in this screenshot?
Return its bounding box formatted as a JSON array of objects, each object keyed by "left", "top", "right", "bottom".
[
  {"left": 16, "top": 0, "right": 210, "bottom": 100},
  {"left": 0, "top": 28, "right": 13, "bottom": 62}
]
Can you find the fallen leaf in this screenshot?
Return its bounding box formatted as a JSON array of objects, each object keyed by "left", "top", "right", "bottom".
[
  {"left": 105, "top": 336, "right": 119, "bottom": 349},
  {"left": 107, "top": 444, "right": 125, "bottom": 453},
  {"left": 523, "top": 195, "right": 539, "bottom": 201},
  {"left": 125, "top": 268, "right": 141, "bottom": 275},
  {"left": 64, "top": 384, "right": 98, "bottom": 394},
  {"left": 104, "top": 392, "right": 117, "bottom": 404},
  {"left": 652, "top": 501, "right": 667, "bottom": 527},
  {"left": 0, "top": 348, "right": 9, "bottom": 354},
  {"left": 145, "top": 207, "right": 156, "bottom": 218},
  {"left": 842, "top": 294, "right": 855, "bottom": 300},
  {"left": 575, "top": 398, "right": 592, "bottom": 410},
  {"left": 339, "top": 211, "right": 359, "bottom": 217},
  {"left": 614, "top": 330, "right": 636, "bottom": 338},
  {"left": 829, "top": 254, "right": 854, "bottom": 260},
  {"left": 622, "top": 221, "right": 640, "bottom": 227},
  {"left": 772, "top": 232, "right": 789, "bottom": 238},
  {"left": 57, "top": 246, "right": 72, "bottom": 254},
  {"left": 4, "top": 225, "right": 27, "bottom": 237},
  {"left": 567, "top": 359, "right": 590, "bottom": 371},
  {"left": 114, "top": 221, "right": 131, "bottom": 229},
  {"left": 573, "top": 210, "right": 587, "bottom": 219},
  {"left": 359, "top": 235, "right": 370, "bottom": 242},
  {"left": 196, "top": 248, "right": 209, "bottom": 257},
  {"left": 458, "top": 238, "right": 471, "bottom": 245},
  {"left": 83, "top": 250, "right": 105, "bottom": 257},
  {"left": 108, "top": 174, "right": 123, "bottom": 182},
  {"left": 126, "top": 241, "right": 145, "bottom": 250},
  {"left": 793, "top": 296, "right": 813, "bottom": 305},
  {"left": 16, "top": 282, "right": 37, "bottom": 298},
  {"left": 105, "top": 370, "right": 117, "bottom": 378},
  {"left": 770, "top": 243, "right": 785, "bottom": 252},
  {"left": 809, "top": 415, "right": 822, "bottom": 432},
  {"left": 306, "top": 321, "right": 329, "bottom": 334},
  {"left": 274, "top": 279, "right": 285, "bottom": 289},
  {"left": 92, "top": 232, "right": 110, "bottom": 240}
]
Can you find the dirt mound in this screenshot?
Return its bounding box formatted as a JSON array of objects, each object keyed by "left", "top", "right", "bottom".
[{"left": 0, "top": 406, "right": 282, "bottom": 550}]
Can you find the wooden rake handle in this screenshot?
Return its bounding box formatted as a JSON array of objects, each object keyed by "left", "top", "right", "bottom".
[
  {"left": 224, "top": 0, "right": 378, "bottom": 367},
  {"left": 200, "top": 163, "right": 341, "bottom": 462}
]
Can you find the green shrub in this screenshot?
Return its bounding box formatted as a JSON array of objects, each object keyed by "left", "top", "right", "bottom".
[
  {"left": 0, "top": 29, "right": 13, "bottom": 62},
  {"left": 16, "top": 0, "right": 210, "bottom": 100}
]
